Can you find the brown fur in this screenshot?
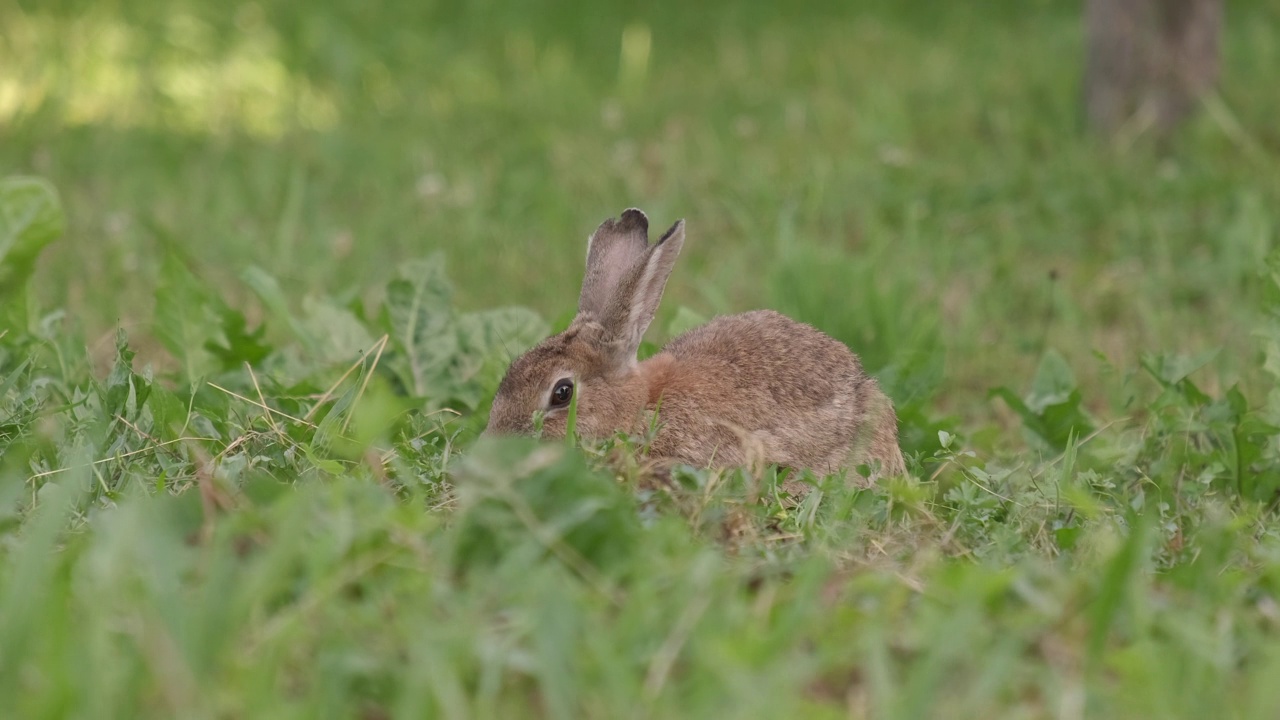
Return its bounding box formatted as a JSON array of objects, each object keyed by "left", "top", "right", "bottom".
[{"left": 484, "top": 209, "right": 906, "bottom": 481}]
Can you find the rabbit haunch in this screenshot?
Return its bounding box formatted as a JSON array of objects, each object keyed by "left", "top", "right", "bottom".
[{"left": 484, "top": 208, "right": 906, "bottom": 478}]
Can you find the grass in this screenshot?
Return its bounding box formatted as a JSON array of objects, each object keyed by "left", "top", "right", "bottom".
[{"left": 3, "top": 0, "right": 1280, "bottom": 717}]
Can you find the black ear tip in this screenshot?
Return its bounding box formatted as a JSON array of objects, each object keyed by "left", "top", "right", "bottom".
[
  {"left": 618, "top": 208, "right": 649, "bottom": 233},
  {"left": 658, "top": 219, "right": 685, "bottom": 244}
]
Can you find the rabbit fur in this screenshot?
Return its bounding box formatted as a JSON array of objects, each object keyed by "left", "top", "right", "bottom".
[{"left": 484, "top": 208, "right": 906, "bottom": 480}]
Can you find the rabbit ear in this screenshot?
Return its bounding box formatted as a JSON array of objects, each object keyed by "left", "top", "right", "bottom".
[
  {"left": 578, "top": 212, "right": 685, "bottom": 363},
  {"left": 579, "top": 208, "right": 652, "bottom": 320}
]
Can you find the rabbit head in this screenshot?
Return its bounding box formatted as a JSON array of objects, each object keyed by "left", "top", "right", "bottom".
[{"left": 485, "top": 208, "right": 684, "bottom": 439}]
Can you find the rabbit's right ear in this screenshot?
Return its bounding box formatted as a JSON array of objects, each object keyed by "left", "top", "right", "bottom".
[
  {"left": 608, "top": 219, "right": 684, "bottom": 358},
  {"left": 576, "top": 209, "right": 684, "bottom": 363},
  {"left": 578, "top": 209, "right": 652, "bottom": 320}
]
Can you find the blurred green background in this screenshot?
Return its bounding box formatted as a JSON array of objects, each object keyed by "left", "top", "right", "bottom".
[
  {"left": 3, "top": 0, "right": 1279, "bottom": 432},
  {"left": 7, "top": 5, "right": 1280, "bottom": 717}
]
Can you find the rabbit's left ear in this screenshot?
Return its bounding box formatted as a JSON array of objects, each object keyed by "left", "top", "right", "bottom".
[
  {"left": 602, "top": 218, "right": 685, "bottom": 361},
  {"left": 579, "top": 209, "right": 652, "bottom": 321}
]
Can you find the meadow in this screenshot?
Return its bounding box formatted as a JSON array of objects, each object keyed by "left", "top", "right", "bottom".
[{"left": 3, "top": 0, "right": 1280, "bottom": 717}]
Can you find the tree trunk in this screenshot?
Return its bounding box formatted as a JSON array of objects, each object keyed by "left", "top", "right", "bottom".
[{"left": 1084, "top": 0, "right": 1223, "bottom": 136}]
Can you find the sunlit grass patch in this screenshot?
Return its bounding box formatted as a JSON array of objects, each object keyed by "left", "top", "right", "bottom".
[{"left": 0, "top": 6, "right": 337, "bottom": 137}]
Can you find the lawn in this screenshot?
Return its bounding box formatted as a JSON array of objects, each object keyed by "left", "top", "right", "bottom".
[{"left": 3, "top": 0, "right": 1280, "bottom": 717}]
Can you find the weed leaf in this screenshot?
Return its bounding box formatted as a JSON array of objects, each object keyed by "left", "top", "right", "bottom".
[{"left": 0, "top": 176, "right": 64, "bottom": 304}]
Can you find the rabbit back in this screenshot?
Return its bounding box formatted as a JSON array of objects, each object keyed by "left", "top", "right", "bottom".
[{"left": 642, "top": 309, "right": 905, "bottom": 478}]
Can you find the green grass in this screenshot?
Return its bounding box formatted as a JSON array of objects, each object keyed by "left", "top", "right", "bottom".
[{"left": 4, "top": 0, "right": 1280, "bottom": 717}]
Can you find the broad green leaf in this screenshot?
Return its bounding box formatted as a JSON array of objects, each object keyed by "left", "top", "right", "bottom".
[
  {"left": 454, "top": 306, "right": 547, "bottom": 401},
  {"left": 991, "top": 385, "right": 1093, "bottom": 453},
  {"left": 375, "top": 256, "right": 548, "bottom": 407},
  {"left": 204, "top": 308, "right": 271, "bottom": 370},
  {"left": 991, "top": 350, "right": 1094, "bottom": 452},
  {"left": 0, "top": 176, "right": 64, "bottom": 306},
  {"left": 382, "top": 255, "right": 458, "bottom": 398},
  {"left": 300, "top": 297, "right": 377, "bottom": 366},
  {"left": 457, "top": 306, "right": 547, "bottom": 361},
  {"left": 155, "top": 252, "right": 224, "bottom": 380},
  {"left": 146, "top": 385, "right": 190, "bottom": 437},
  {"left": 243, "top": 265, "right": 315, "bottom": 355},
  {"left": 1141, "top": 348, "right": 1221, "bottom": 388},
  {"left": 1026, "top": 349, "right": 1077, "bottom": 413}
]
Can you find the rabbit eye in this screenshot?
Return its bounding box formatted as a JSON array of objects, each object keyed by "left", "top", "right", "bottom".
[{"left": 549, "top": 378, "right": 574, "bottom": 409}]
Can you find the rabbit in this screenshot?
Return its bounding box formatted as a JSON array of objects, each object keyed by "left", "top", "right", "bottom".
[{"left": 484, "top": 208, "right": 906, "bottom": 482}]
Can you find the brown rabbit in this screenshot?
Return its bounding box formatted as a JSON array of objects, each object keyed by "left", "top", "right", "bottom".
[{"left": 484, "top": 209, "right": 906, "bottom": 480}]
